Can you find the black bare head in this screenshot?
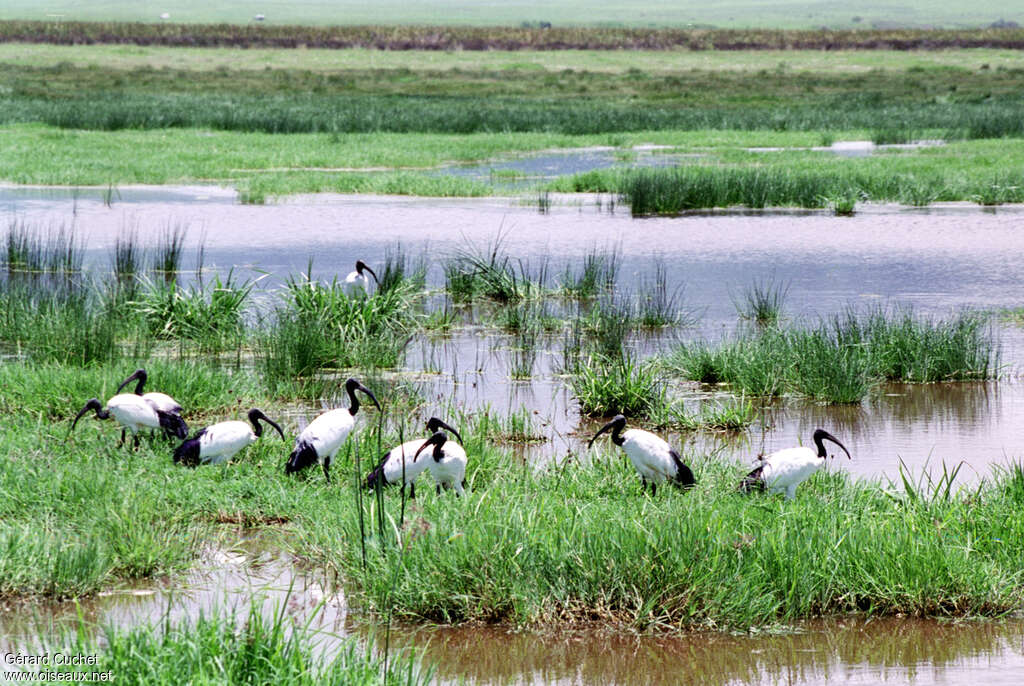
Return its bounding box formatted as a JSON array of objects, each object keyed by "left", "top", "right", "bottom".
[
  {"left": 414, "top": 431, "right": 448, "bottom": 463},
  {"left": 247, "top": 409, "right": 285, "bottom": 440},
  {"left": 355, "top": 260, "right": 379, "bottom": 285},
  {"left": 117, "top": 368, "right": 148, "bottom": 395},
  {"left": 588, "top": 415, "right": 627, "bottom": 448},
  {"left": 158, "top": 411, "right": 189, "bottom": 440},
  {"left": 425, "top": 416, "right": 463, "bottom": 445},
  {"left": 812, "top": 429, "right": 852, "bottom": 460},
  {"left": 72, "top": 398, "right": 106, "bottom": 431},
  {"left": 286, "top": 441, "right": 319, "bottom": 476},
  {"left": 345, "top": 378, "right": 382, "bottom": 416}
]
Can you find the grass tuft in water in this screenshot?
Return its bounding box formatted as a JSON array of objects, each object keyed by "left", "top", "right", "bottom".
[{"left": 735, "top": 276, "right": 789, "bottom": 328}]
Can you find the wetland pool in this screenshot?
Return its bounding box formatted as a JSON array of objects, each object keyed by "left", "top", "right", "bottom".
[{"left": 4, "top": 187, "right": 1024, "bottom": 683}]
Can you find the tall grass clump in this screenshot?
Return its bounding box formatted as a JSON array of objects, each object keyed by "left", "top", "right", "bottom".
[
  {"left": 259, "top": 271, "right": 420, "bottom": 390},
  {"left": 377, "top": 243, "right": 427, "bottom": 296},
  {"left": 667, "top": 308, "right": 997, "bottom": 402},
  {"left": 636, "top": 260, "right": 686, "bottom": 328},
  {"left": 621, "top": 167, "right": 835, "bottom": 215},
  {"left": 734, "top": 276, "right": 789, "bottom": 328},
  {"left": 151, "top": 223, "right": 188, "bottom": 278},
  {"left": 559, "top": 247, "right": 619, "bottom": 298},
  {"left": 444, "top": 233, "right": 546, "bottom": 304},
  {"left": 571, "top": 354, "right": 664, "bottom": 417},
  {"left": 25, "top": 603, "right": 432, "bottom": 686},
  {"left": 131, "top": 271, "right": 255, "bottom": 352},
  {"left": 4, "top": 221, "right": 83, "bottom": 276}
]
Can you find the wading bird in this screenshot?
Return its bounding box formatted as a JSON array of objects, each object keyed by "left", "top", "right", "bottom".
[
  {"left": 365, "top": 417, "right": 464, "bottom": 498},
  {"left": 173, "top": 408, "right": 285, "bottom": 467},
  {"left": 588, "top": 415, "right": 696, "bottom": 495},
  {"left": 413, "top": 430, "right": 468, "bottom": 496},
  {"left": 286, "top": 378, "right": 381, "bottom": 482},
  {"left": 343, "top": 260, "right": 379, "bottom": 297},
  {"left": 738, "top": 429, "right": 852, "bottom": 500},
  {"left": 72, "top": 394, "right": 187, "bottom": 448},
  {"left": 117, "top": 368, "right": 186, "bottom": 437}
]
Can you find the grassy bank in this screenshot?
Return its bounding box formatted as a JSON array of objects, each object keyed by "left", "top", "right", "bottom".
[{"left": 3, "top": 386, "right": 1023, "bottom": 631}]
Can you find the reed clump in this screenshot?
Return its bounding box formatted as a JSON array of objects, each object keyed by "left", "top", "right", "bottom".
[{"left": 667, "top": 308, "right": 997, "bottom": 402}]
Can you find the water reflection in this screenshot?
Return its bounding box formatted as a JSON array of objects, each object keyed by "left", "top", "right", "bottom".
[{"left": 375, "top": 618, "right": 1024, "bottom": 686}]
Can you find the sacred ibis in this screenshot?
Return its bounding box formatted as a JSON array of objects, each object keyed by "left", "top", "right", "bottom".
[
  {"left": 365, "top": 417, "right": 464, "bottom": 498},
  {"left": 738, "top": 428, "right": 852, "bottom": 500},
  {"left": 72, "top": 394, "right": 187, "bottom": 448},
  {"left": 286, "top": 377, "right": 381, "bottom": 482},
  {"left": 343, "top": 260, "right": 379, "bottom": 297},
  {"left": 413, "top": 430, "right": 468, "bottom": 496},
  {"left": 588, "top": 415, "right": 695, "bottom": 495},
  {"left": 117, "top": 368, "right": 186, "bottom": 437},
  {"left": 173, "top": 408, "right": 285, "bottom": 467}
]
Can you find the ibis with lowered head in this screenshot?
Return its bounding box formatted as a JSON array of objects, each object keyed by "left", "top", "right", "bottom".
[
  {"left": 413, "top": 430, "right": 468, "bottom": 496},
  {"left": 72, "top": 393, "right": 187, "bottom": 448},
  {"left": 173, "top": 408, "right": 285, "bottom": 467},
  {"left": 286, "top": 377, "right": 381, "bottom": 482},
  {"left": 739, "top": 428, "right": 852, "bottom": 500},
  {"left": 365, "top": 417, "right": 464, "bottom": 498},
  {"left": 117, "top": 368, "right": 186, "bottom": 437},
  {"left": 588, "top": 415, "right": 695, "bottom": 495}
]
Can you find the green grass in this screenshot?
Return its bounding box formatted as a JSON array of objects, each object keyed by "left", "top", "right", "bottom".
[
  {"left": 22, "top": 602, "right": 432, "bottom": 686},
  {"left": 0, "top": 354, "right": 1020, "bottom": 634},
  {"left": 666, "top": 308, "right": 998, "bottom": 402}
]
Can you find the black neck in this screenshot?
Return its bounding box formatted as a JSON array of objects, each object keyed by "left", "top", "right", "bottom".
[{"left": 348, "top": 387, "right": 360, "bottom": 416}]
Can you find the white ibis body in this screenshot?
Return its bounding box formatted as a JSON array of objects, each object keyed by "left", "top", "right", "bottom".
[
  {"left": 286, "top": 378, "right": 381, "bottom": 482},
  {"left": 343, "top": 260, "right": 379, "bottom": 297},
  {"left": 72, "top": 394, "right": 187, "bottom": 448},
  {"left": 739, "top": 429, "right": 852, "bottom": 500},
  {"left": 174, "top": 409, "right": 285, "bottom": 467},
  {"left": 588, "top": 415, "right": 695, "bottom": 495},
  {"left": 414, "top": 431, "right": 468, "bottom": 496},
  {"left": 117, "top": 368, "right": 186, "bottom": 437},
  {"left": 365, "top": 417, "right": 464, "bottom": 498}
]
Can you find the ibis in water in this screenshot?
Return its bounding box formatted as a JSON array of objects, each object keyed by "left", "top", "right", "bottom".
[
  {"left": 173, "top": 409, "right": 285, "bottom": 467},
  {"left": 365, "top": 417, "right": 464, "bottom": 498},
  {"left": 343, "top": 260, "right": 379, "bottom": 297},
  {"left": 738, "top": 429, "right": 852, "bottom": 500},
  {"left": 117, "top": 368, "right": 186, "bottom": 437},
  {"left": 72, "top": 394, "right": 187, "bottom": 448},
  {"left": 413, "top": 430, "right": 468, "bottom": 496},
  {"left": 286, "top": 378, "right": 381, "bottom": 482},
  {"left": 588, "top": 415, "right": 696, "bottom": 495}
]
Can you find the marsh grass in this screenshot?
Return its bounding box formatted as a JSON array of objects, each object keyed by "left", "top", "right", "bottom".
[
  {"left": 734, "top": 276, "right": 790, "bottom": 328},
  {"left": 636, "top": 260, "right": 688, "bottom": 328},
  {"left": 151, "top": 223, "right": 188, "bottom": 278},
  {"left": 29, "top": 602, "right": 432, "bottom": 686},
  {"left": 560, "top": 248, "right": 619, "bottom": 298},
  {"left": 571, "top": 353, "right": 664, "bottom": 417},
  {"left": 667, "top": 308, "right": 997, "bottom": 402},
  {"left": 378, "top": 243, "right": 427, "bottom": 296},
  {"left": 470, "top": 406, "right": 546, "bottom": 443},
  {"left": 444, "top": 233, "right": 547, "bottom": 304},
  {"left": 3, "top": 221, "right": 83, "bottom": 275},
  {"left": 337, "top": 454, "right": 1024, "bottom": 631},
  {"left": 131, "top": 271, "right": 255, "bottom": 352}
]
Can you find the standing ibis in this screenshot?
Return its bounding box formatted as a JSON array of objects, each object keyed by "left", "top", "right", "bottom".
[
  {"left": 365, "top": 417, "right": 463, "bottom": 498},
  {"left": 173, "top": 408, "right": 285, "bottom": 467},
  {"left": 286, "top": 378, "right": 381, "bottom": 482},
  {"left": 117, "top": 368, "right": 187, "bottom": 437},
  {"left": 343, "top": 260, "right": 379, "bottom": 297},
  {"left": 739, "top": 429, "right": 852, "bottom": 500},
  {"left": 588, "top": 415, "right": 695, "bottom": 495},
  {"left": 413, "top": 430, "right": 468, "bottom": 496},
  {"left": 72, "top": 394, "right": 187, "bottom": 448}
]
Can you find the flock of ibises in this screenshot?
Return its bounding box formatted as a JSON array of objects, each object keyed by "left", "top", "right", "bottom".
[{"left": 70, "top": 367, "right": 852, "bottom": 500}]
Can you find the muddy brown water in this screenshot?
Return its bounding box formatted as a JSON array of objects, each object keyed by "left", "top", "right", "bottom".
[{"left": 4, "top": 187, "right": 1024, "bottom": 681}]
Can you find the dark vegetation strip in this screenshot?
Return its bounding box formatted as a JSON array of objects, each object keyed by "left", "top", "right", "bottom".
[
  {"left": 2, "top": 93, "right": 1023, "bottom": 137},
  {"left": 2, "top": 21, "right": 1024, "bottom": 50}
]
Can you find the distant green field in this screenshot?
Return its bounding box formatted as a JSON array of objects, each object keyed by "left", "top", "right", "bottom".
[{"left": 0, "top": 0, "right": 1019, "bottom": 29}]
